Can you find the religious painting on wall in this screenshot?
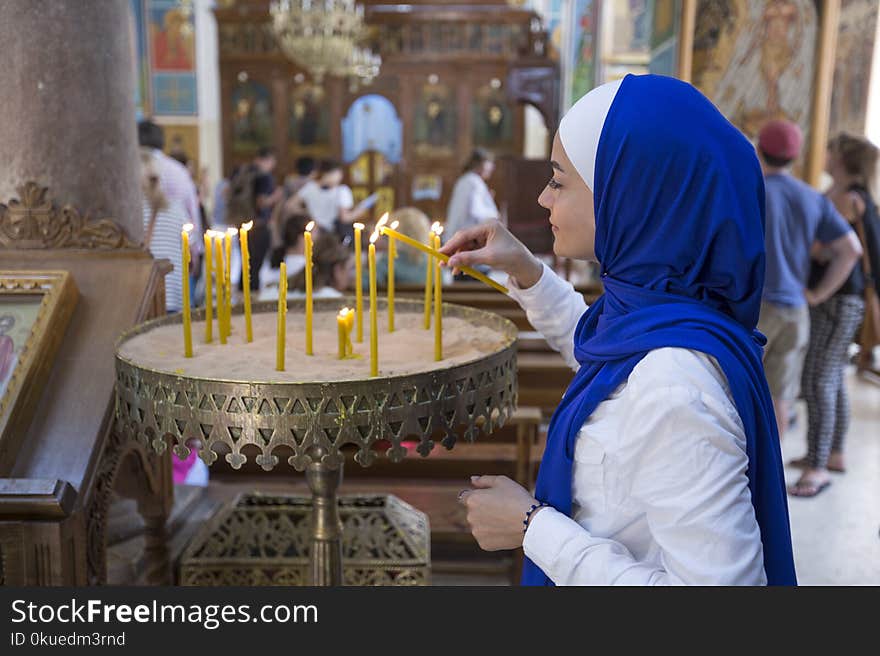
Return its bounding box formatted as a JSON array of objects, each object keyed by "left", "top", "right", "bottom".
[
  {"left": 163, "top": 125, "right": 199, "bottom": 170},
  {"left": 129, "top": 0, "right": 150, "bottom": 120},
  {"left": 472, "top": 82, "right": 515, "bottom": 152},
  {"left": 693, "top": 0, "right": 818, "bottom": 150},
  {"left": 149, "top": 0, "right": 195, "bottom": 72},
  {"left": 0, "top": 301, "right": 40, "bottom": 402},
  {"left": 413, "top": 82, "right": 457, "bottom": 159},
  {"left": 148, "top": 0, "right": 197, "bottom": 116},
  {"left": 829, "top": 0, "right": 879, "bottom": 137},
  {"left": 649, "top": 0, "right": 681, "bottom": 76},
  {"left": 412, "top": 175, "right": 443, "bottom": 202},
  {"left": 288, "top": 84, "right": 330, "bottom": 149},
  {"left": 600, "top": 0, "right": 652, "bottom": 81},
  {"left": 231, "top": 80, "right": 273, "bottom": 154},
  {"left": 0, "top": 272, "right": 76, "bottom": 455},
  {"left": 569, "top": 0, "right": 598, "bottom": 108}
]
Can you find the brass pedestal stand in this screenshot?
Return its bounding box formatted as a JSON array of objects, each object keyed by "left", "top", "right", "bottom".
[{"left": 115, "top": 297, "right": 517, "bottom": 585}]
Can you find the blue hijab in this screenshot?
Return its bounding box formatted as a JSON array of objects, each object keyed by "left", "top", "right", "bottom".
[{"left": 521, "top": 75, "right": 797, "bottom": 586}]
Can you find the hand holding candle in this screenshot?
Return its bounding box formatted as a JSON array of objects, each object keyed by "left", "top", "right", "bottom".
[
  {"left": 240, "top": 220, "right": 254, "bottom": 342},
  {"left": 181, "top": 224, "right": 194, "bottom": 358},
  {"left": 353, "top": 222, "right": 364, "bottom": 343},
  {"left": 379, "top": 224, "right": 508, "bottom": 294}
]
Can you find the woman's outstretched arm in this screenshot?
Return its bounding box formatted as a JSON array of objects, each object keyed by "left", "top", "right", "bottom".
[{"left": 440, "top": 221, "right": 586, "bottom": 370}]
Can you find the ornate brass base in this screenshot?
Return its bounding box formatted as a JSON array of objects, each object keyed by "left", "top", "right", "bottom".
[{"left": 180, "top": 491, "right": 431, "bottom": 586}]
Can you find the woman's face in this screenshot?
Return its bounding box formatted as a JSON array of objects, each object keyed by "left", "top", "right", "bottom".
[{"left": 537, "top": 133, "right": 596, "bottom": 261}]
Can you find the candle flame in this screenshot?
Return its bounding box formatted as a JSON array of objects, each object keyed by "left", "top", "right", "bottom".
[
  {"left": 183, "top": 223, "right": 194, "bottom": 232},
  {"left": 377, "top": 213, "right": 389, "bottom": 228},
  {"left": 339, "top": 307, "right": 350, "bottom": 317},
  {"left": 241, "top": 220, "right": 254, "bottom": 231},
  {"left": 226, "top": 227, "right": 237, "bottom": 236},
  {"left": 430, "top": 221, "right": 441, "bottom": 233},
  {"left": 370, "top": 231, "right": 379, "bottom": 244},
  {"left": 306, "top": 220, "right": 315, "bottom": 232},
  {"left": 353, "top": 222, "right": 365, "bottom": 230},
  {"left": 435, "top": 225, "right": 444, "bottom": 236},
  {"left": 390, "top": 220, "right": 399, "bottom": 230}
]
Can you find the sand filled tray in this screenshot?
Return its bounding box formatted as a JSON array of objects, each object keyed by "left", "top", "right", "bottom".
[
  {"left": 118, "top": 302, "right": 509, "bottom": 383},
  {"left": 114, "top": 297, "right": 518, "bottom": 471}
]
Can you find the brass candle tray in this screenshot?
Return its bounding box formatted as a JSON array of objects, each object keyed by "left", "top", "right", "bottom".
[{"left": 114, "top": 297, "right": 518, "bottom": 473}]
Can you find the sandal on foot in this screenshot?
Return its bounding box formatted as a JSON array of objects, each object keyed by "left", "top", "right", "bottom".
[
  {"left": 788, "top": 479, "right": 831, "bottom": 498},
  {"left": 788, "top": 457, "right": 845, "bottom": 473}
]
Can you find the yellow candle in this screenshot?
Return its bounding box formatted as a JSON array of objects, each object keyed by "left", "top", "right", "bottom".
[
  {"left": 225, "top": 227, "right": 235, "bottom": 336},
  {"left": 181, "top": 224, "right": 194, "bottom": 358},
  {"left": 369, "top": 231, "right": 378, "bottom": 377},
  {"left": 277, "top": 262, "right": 287, "bottom": 371},
  {"left": 379, "top": 225, "right": 508, "bottom": 294},
  {"left": 353, "top": 222, "right": 364, "bottom": 343},
  {"left": 240, "top": 221, "right": 254, "bottom": 342},
  {"left": 337, "top": 307, "right": 349, "bottom": 359},
  {"left": 203, "top": 231, "right": 213, "bottom": 343},
  {"left": 344, "top": 308, "right": 354, "bottom": 357},
  {"left": 214, "top": 233, "right": 226, "bottom": 344},
  {"left": 434, "top": 228, "right": 443, "bottom": 361},
  {"left": 424, "top": 221, "right": 437, "bottom": 329},
  {"left": 388, "top": 219, "right": 398, "bottom": 333},
  {"left": 304, "top": 221, "right": 315, "bottom": 355}
]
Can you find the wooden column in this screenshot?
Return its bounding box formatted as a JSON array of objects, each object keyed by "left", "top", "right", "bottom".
[{"left": 807, "top": 0, "right": 842, "bottom": 187}]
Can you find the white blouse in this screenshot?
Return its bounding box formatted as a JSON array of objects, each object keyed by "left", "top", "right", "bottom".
[{"left": 508, "top": 263, "right": 766, "bottom": 585}]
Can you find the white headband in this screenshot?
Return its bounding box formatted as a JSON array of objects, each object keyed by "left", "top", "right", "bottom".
[{"left": 557, "top": 78, "right": 624, "bottom": 191}]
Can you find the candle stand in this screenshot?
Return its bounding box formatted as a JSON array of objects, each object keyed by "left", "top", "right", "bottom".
[{"left": 115, "top": 297, "right": 517, "bottom": 585}]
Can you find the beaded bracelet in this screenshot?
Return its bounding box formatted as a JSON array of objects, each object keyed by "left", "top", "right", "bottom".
[{"left": 523, "top": 502, "right": 549, "bottom": 533}]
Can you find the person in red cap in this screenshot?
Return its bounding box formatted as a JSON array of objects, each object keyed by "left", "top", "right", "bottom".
[{"left": 756, "top": 119, "right": 862, "bottom": 450}]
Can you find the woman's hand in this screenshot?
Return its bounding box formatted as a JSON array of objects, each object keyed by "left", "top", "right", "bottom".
[
  {"left": 459, "top": 475, "right": 539, "bottom": 551},
  {"left": 439, "top": 221, "right": 544, "bottom": 289}
]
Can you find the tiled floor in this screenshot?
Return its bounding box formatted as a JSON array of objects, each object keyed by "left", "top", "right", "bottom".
[{"left": 782, "top": 370, "right": 880, "bottom": 585}]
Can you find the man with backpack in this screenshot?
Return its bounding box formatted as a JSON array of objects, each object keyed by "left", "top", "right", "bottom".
[{"left": 228, "top": 146, "right": 283, "bottom": 291}]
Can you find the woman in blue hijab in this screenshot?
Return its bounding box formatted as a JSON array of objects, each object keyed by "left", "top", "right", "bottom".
[{"left": 444, "top": 75, "right": 797, "bottom": 585}]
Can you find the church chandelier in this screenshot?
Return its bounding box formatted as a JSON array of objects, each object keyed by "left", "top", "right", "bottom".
[{"left": 269, "top": 0, "right": 382, "bottom": 84}]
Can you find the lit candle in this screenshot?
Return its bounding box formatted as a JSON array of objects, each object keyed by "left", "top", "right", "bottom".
[
  {"left": 353, "top": 222, "right": 364, "bottom": 343},
  {"left": 277, "top": 261, "right": 287, "bottom": 371},
  {"left": 387, "top": 219, "right": 398, "bottom": 332},
  {"left": 181, "top": 224, "right": 194, "bottom": 358},
  {"left": 369, "top": 230, "right": 379, "bottom": 377},
  {"left": 434, "top": 226, "right": 443, "bottom": 361},
  {"left": 225, "top": 227, "right": 236, "bottom": 336},
  {"left": 337, "top": 307, "right": 349, "bottom": 359},
  {"left": 213, "top": 232, "right": 227, "bottom": 344},
  {"left": 304, "top": 221, "right": 315, "bottom": 355},
  {"left": 203, "top": 231, "right": 213, "bottom": 343},
  {"left": 424, "top": 221, "right": 438, "bottom": 329},
  {"left": 240, "top": 220, "right": 254, "bottom": 342}
]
